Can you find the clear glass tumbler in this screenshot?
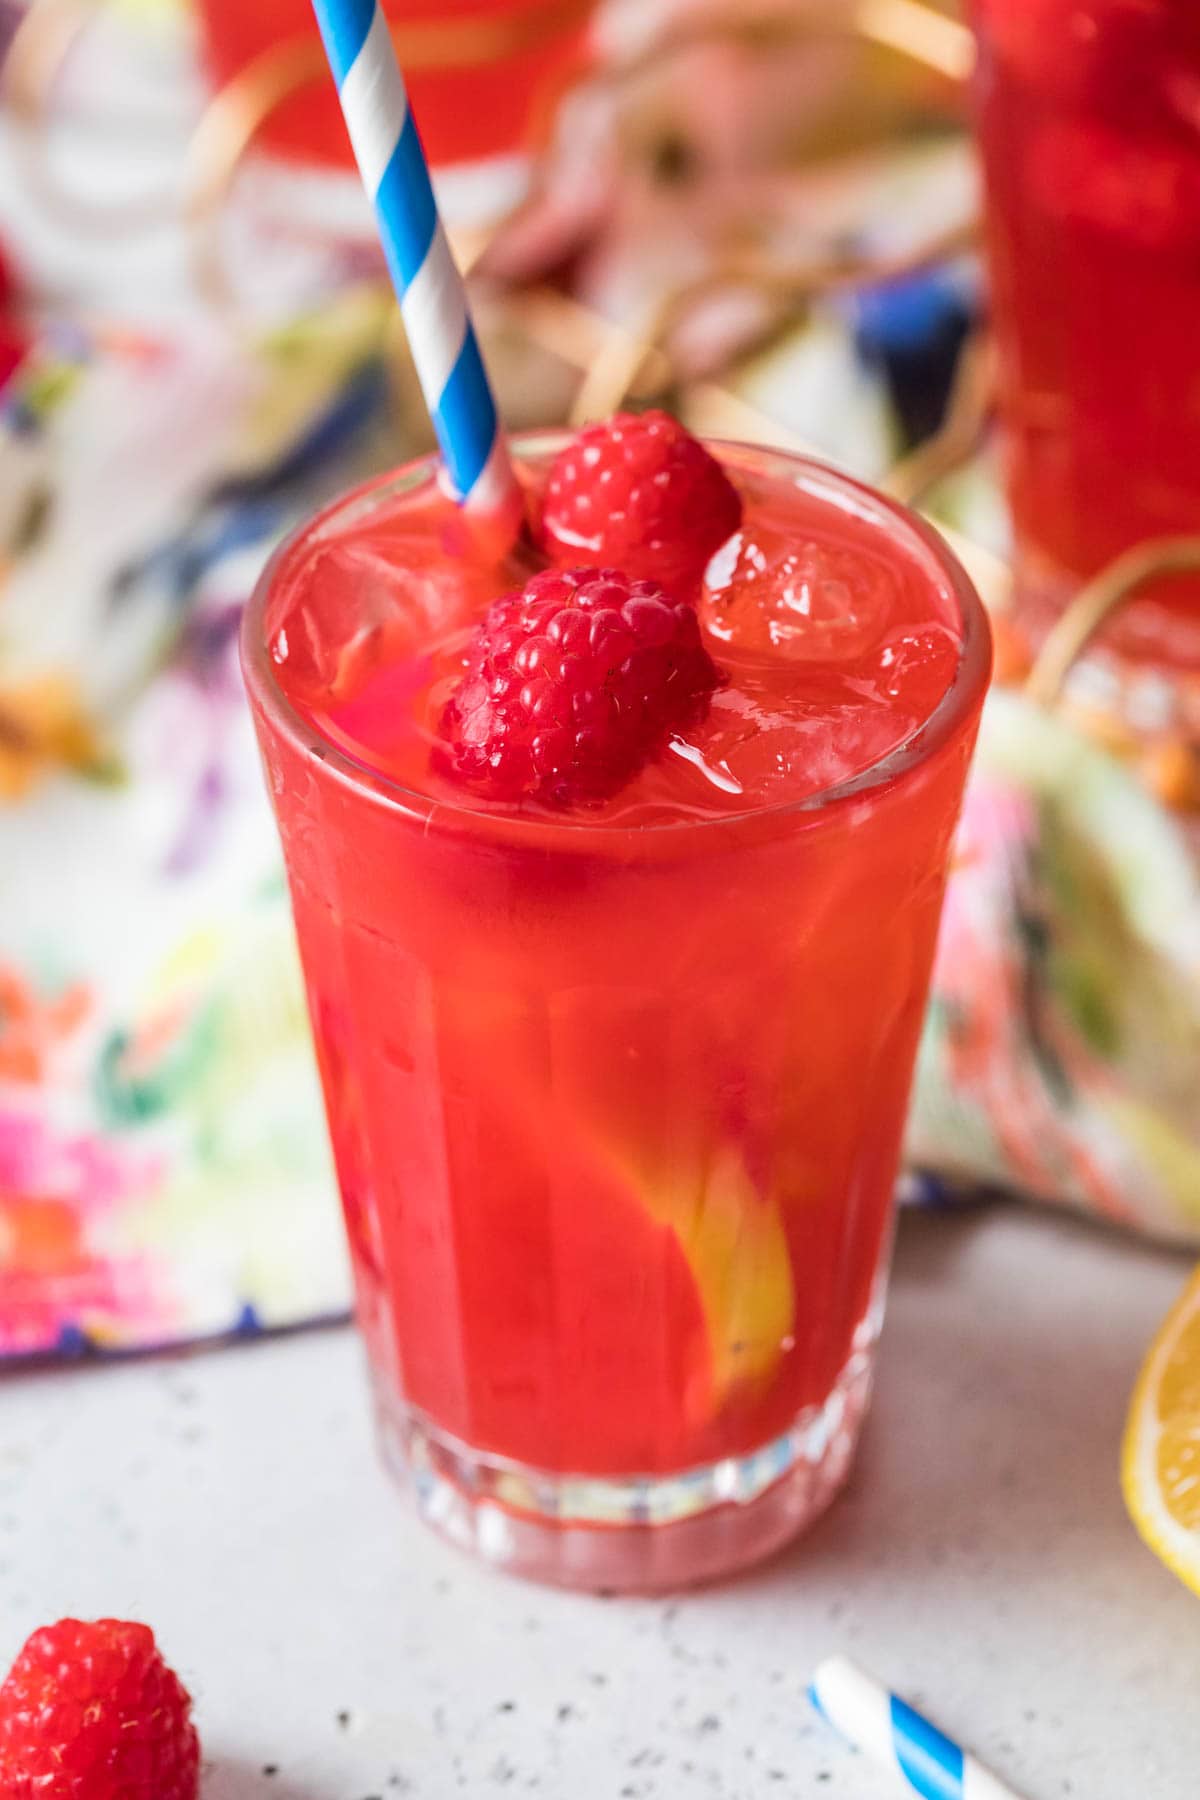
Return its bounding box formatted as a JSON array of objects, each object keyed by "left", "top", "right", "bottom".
[
  {"left": 972, "top": 0, "right": 1200, "bottom": 680},
  {"left": 241, "top": 435, "right": 990, "bottom": 1589}
]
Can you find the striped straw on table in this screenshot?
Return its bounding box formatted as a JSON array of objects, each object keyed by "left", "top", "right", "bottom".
[
  {"left": 809, "top": 1657, "right": 1030, "bottom": 1800},
  {"left": 309, "top": 0, "right": 522, "bottom": 531}
]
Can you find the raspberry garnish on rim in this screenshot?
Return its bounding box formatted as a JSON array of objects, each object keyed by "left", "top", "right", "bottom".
[
  {"left": 539, "top": 410, "right": 743, "bottom": 599},
  {"left": 438, "top": 565, "right": 722, "bottom": 808}
]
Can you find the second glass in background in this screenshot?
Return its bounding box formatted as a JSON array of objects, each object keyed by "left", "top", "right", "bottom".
[
  {"left": 195, "top": 0, "right": 595, "bottom": 223},
  {"left": 971, "top": 0, "right": 1200, "bottom": 688}
]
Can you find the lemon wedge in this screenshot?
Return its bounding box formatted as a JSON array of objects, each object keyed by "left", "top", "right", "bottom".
[
  {"left": 1123, "top": 1263, "right": 1200, "bottom": 1596},
  {"left": 654, "top": 1144, "right": 796, "bottom": 1415}
]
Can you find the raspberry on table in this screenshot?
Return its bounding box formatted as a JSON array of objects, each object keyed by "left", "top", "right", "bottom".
[
  {"left": 539, "top": 411, "right": 743, "bottom": 598},
  {"left": 438, "top": 565, "right": 722, "bottom": 807},
  {"left": 0, "top": 1618, "right": 200, "bottom": 1800}
]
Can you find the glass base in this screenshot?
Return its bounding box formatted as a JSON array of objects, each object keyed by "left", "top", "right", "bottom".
[{"left": 371, "top": 1345, "right": 875, "bottom": 1593}]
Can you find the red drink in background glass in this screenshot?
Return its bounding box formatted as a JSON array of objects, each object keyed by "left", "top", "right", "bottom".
[
  {"left": 196, "top": 0, "right": 592, "bottom": 176},
  {"left": 241, "top": 434, "right": 989, "bottom": 1590},
  {"left": 971, "top": 0, "right": 1200, "bottom": 676}
]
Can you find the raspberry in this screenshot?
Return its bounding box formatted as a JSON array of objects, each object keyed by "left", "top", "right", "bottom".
[
  {"left": 438, "top": 565, "right": 722, "bottom": 807},
  {"left": 0, "top": 1618, "right": 200, "bottom": 1800},
  {"left": 539, "top": 411, "right": 742, "bottom": 598}
]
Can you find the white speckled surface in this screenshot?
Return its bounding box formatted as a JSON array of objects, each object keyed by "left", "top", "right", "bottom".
[{"left": 2, "top": 1206, "right": 1198, "bottom": 1800}]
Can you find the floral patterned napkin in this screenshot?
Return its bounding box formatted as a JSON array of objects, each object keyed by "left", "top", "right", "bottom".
[
  {"left": 6, "top": 292, "right": 1200, "bottom": 1366},
  {"left": 4, "top": 0, "right": 1200, "bottom": 1359},
  {"left": 0, "top": 294, "right": 408, "bottom": 1355}
]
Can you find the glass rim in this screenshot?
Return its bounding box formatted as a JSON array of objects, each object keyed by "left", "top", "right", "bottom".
[{"left": 241, "top": 431, "right": 992, "bottom": 843}]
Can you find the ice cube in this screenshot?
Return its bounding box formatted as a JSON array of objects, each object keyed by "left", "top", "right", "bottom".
[
  {"left": 874, "top": 623, "right": 962, "bottom": 710},
  {"left": 701, "top": 522, "right": 899, "bottom": 665},
  {"left": 271, "top": 536, "right": 481, "bottom": 708},
  {"left": 691, "top": 683, "right": 902, "bottom": 805}
]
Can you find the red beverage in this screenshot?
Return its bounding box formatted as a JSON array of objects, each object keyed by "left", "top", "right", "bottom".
[
  {"left": 972, "top": 0, "right": 1200, "bottom": 674},
  {"left": 242, "top": 434, "right": 989, "bottom": 1589},
  {"left": 196, "top": 0, "right": 592, "bottom": 177}
]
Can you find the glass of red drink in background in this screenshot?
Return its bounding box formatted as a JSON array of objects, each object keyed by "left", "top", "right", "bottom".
[
  {"left": 241, "top": 434, "right": 989, "bottom": 1590},
  {"left": 195, "top": 0, "right": 593, "bottom": 213},
  {"left": 971, "top": 0, "right": 1200, "bottom": 685}
]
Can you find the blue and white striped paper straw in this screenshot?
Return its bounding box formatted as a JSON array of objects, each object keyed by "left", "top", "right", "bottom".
[
  {"left": 309, "top": 0, "right": 521, "bottom": 528},
  {"left": 809, "top": 1658, "right": 1028, "bottom": 1800}
]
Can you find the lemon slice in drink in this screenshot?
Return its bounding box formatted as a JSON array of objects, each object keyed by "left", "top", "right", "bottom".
[{"left": 1123, "top": 1265, "right": 1200, "bottom": 1596}]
